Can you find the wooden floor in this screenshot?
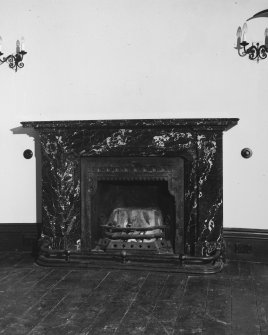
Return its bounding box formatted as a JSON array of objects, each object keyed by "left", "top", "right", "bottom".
[{"left": 0, "top": 253, "right": 267, "bottom": 334}]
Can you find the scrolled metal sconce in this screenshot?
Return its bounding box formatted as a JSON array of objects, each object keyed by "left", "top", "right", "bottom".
[
  {"left": 236, "top": 10, "right": 268, "bottom": 62},
  {"left": 0, "top": 37, "right": 27, "bottom": 72}
]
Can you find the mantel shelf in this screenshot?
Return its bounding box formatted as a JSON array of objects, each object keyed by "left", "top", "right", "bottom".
[{"left": 21, "top": 118, "right": 239, "bottom": 132}]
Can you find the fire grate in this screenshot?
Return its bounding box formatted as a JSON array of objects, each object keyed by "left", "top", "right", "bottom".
[{"left": 94, "top": 207, "right": 173, "bottom": 254}]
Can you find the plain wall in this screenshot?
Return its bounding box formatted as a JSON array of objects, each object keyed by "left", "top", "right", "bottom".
[{"left": 0, "top": 0, "right": 267, "bottom": 228}]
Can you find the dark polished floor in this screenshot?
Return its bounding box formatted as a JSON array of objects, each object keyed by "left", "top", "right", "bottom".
[{"left": 0, "top": 252, "right": 267, "bottom": 335}]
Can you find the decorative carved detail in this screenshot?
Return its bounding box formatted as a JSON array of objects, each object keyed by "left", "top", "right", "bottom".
[
  {"left": 87, "top": 175, "right": 97, "bottom": 195},
  {"left": 87, "top": 163, "right": 176, "bottom": 184},
  {"left": 90, "top": 165, "right": 171, "bottom": 173},
  {"left": 168, "top": 176, "right": 180, "bottom": 197}
]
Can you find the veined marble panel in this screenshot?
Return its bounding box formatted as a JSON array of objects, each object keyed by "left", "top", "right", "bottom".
[{"left": 22, "top": 118, "right": 238, "bottom": 257}]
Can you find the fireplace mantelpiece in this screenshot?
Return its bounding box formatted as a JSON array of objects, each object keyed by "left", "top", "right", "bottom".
[{"left": 22, "top": 118, "right": 238, "bottom": 273}]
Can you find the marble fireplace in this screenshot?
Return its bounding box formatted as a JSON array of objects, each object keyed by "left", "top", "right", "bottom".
[{"left": 22, "top": 118, "right": 238, "bottom": 273}]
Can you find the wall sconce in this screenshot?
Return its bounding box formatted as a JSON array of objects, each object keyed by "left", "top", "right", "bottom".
[
  {"left": 236, "top": 10, "right": 268, "bottom": 62},
  {"left": 0, "top": 37, "right": 27, "bottom": 72}
]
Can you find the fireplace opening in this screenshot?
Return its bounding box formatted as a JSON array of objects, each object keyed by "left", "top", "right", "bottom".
[
  {"left": 92, "top": 180, "right": 176, "bottom": 254},
  {"left": 81, "top": 156, "right": 185, "bottom": 255}
]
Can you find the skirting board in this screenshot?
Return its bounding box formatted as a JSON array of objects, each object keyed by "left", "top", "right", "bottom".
[
  {"left": 0, "top": 224, "right": 267, "bottom": 263},
  {"left": 224, "top": 228, "right": 268, "bottom": 263},
  {"left": 0, "top": 223, "right": 38, "bottom": 252}
]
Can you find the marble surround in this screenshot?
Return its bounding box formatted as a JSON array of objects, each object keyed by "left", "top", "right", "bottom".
[{"left": 22, "top": 118, "right": 238, "bottom": 267}]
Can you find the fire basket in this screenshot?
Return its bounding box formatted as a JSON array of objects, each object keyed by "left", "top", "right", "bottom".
[{"left": 95, "top": 207, "right": 173, "bottom": 253}]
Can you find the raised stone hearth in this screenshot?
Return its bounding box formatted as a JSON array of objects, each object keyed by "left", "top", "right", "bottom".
[{"left": 22, "top": 118, "right": 238, "bottom": 273}]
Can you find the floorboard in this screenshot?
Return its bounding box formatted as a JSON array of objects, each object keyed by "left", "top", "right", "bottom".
[
  {"left": 0, "top": 253, "right": 267, "bottom": 334},
  {"left": 203, "top": 275, "right": 232, "bottom": 335},
  {"left": 228, "top": 261, "right": 261, "bottom": 335},
  {"left": 173, "top": 276, "right": 208, "bottom": 334},
  {"left": 114, "top": 272, "right": 168, "bottom": 335},
  {"left": 252, "top": 263, "right": 268, "bottom": 334},
  {"left": 144, "top": 273, "right": 187, "bottom": 335}
]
